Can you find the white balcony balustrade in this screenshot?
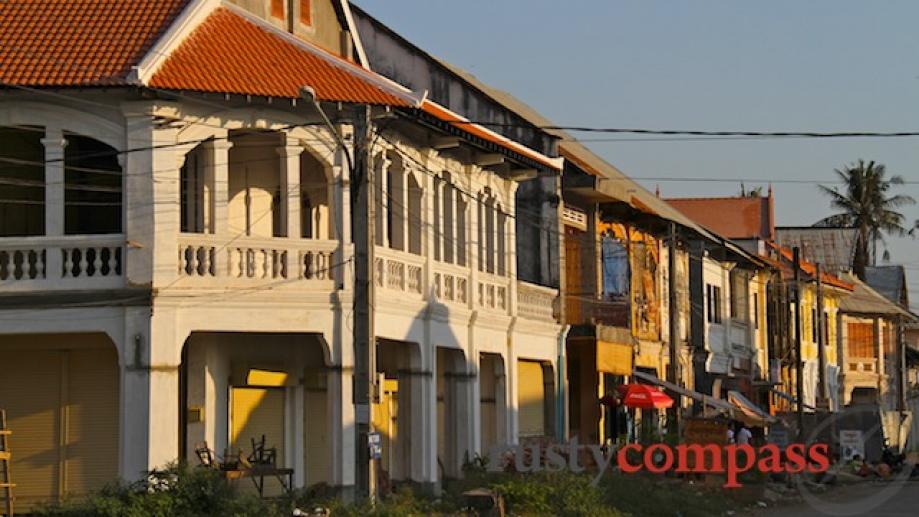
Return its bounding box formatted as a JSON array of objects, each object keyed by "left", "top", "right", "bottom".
[
  {"left": 176, "top": 233, "right": 338, "bottom": 288},
  {"left": 516, "top": 281, "right": 558, "bottom": 322},
  {"left": 0, "top": 235, "right": 124, "bottom": 291}
]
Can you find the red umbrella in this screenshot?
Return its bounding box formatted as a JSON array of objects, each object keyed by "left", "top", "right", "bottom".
[{"left": 616, "top": 383, "right": 674, "bottom": 409}]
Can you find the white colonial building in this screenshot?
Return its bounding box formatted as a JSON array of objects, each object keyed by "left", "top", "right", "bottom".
[{"left": 0, "top": 0, "right": 562, "bottom": 508}]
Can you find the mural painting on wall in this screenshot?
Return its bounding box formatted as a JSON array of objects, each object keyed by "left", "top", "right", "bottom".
[
  {"left": 597, "top": 223, "right": 660, "bottom": 339},
  {"left": 630, "top": 229, "right": 660, "bottom": 342}
]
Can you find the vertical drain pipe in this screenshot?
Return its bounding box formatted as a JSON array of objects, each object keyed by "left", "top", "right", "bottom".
[{"left": 557, "top": 324, "right": 571, "bottom": 440}]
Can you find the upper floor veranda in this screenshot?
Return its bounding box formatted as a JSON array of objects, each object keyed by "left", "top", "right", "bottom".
[{"left": 0, "top": 98, "right": 558, "bottom": 323}]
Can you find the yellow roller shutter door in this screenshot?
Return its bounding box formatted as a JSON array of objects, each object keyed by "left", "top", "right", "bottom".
[
  {"left": 517, "top": 360, "right": 545, "bottom": 437},
  {"left": 230, "top": 387, "right": 285, "bottom": 465},
  {"left": 0, "top": 346, "right": 119, "bottom": 512}
]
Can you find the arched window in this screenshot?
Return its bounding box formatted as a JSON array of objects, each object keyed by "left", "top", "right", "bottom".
[
  {"left": 64, "top": 132, "right": 122, "bottom": 234},
  {"left": 0, "top": 125, "right": 44, "bottom": 236},
  {"left": 386, "top": 154, "right": 405, "bottom": 250},
  {"left": 484, "top": 194, "right": 495, "bottom": 274},
  {"left": 496, "top": 204, "right": 506, "bottom": 276},
  {"left": 456, "top": 193, "right": 467, "bottom": 267},
  {"left": 407, "top": 172, "right": 423, "bottom": 255},
  {"left": 441, "top": 172, "right": 454, "bottom": 264},
  {"left": 180, "top": 143, "right": 207, "bottom": 233}
]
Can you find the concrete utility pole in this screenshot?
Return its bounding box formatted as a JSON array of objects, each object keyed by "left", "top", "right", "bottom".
[
  {"left": 816, "top": 263, "right": 828, "bottom": 408},
  {"left": 667, "top": 222, "right": 681, "bottom": 431},
  {"left": 792, "top": 247, "right": 804, "bottom": 438},
  {"left": 351, "top": 104, "right": 375, "bottom": 499}
]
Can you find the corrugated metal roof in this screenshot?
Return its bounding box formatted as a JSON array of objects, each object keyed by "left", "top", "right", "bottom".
[
  {"left": 0, "top": 0, "right": 190, "bottom": 87},
  {"left": 774, "top": 227, "right": 858, "bottom": 274},
  {"left": 838, "top": 272, "right": 915, "bottom": 319},
  {"left": 864, "top": 265, "right": 908, "bottom": 308}
]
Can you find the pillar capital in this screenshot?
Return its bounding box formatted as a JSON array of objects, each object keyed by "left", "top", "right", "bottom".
[{"left": 276, "top": 137, "right": 305, "bottom": 158}]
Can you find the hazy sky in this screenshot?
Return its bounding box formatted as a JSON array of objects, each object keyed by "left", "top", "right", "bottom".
[{"left": 356, "top": 0, "right": 919, "bottom": 310}]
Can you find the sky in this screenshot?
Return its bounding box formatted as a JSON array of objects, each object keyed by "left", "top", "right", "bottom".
[{"left": 355, "top": 0, "right": 919, "bottom": 311}]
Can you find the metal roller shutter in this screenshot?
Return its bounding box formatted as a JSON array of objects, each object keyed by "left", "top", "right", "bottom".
[
  {"left": 0, "top": 345, "right": 119, "bottom": 511},
  {"left": 517, "top": 360, "right": 545, "bottom": 437}
]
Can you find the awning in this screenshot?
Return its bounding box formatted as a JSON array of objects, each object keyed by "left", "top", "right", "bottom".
[
  {"left": 728, "top": 390, "right": 777, "bottom": 427},
  {"left": 631, "top": 370, "right": 736, "bottom": 413},
  {"left": 770, "top": 388, "right": 817, "bottom": 411}
]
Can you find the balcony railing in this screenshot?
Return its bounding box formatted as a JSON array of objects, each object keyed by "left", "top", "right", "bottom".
[
  {"left": 517, "top": 281, "right": 558, "bottom": 322},
  {"left": 375, "top": 247, "right": 425, "bottom": 299},
  {"left": 177, "top": 233, "right": 338, "bottom": 288},
  {"left": 0, "top": 235, "right": 125, "bottom": 291},
  {"left": 847, "top": 357, "right": 878, "bottom": 374}
]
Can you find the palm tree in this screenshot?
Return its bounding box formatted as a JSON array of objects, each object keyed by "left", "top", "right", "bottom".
[{"left": 814, "top": 160, "right": 915, "bottom": 279}]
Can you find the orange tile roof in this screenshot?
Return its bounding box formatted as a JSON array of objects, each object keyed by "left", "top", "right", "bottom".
[
  {"left": 665, "top": 196, "right": 774, "bottom": 240},
  {"left": 149, "top": 7, "right": 412, "bottom": 106},
  {"left": 0, "top": 0, "right": 190, "bottom": 87}
]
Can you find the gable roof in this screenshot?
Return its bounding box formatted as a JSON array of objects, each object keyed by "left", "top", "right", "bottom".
[
  {"left": 664, "top": 195, "right": 774, "bottom": 241},
  {"left": 0, "top": 0, "right": 559, "bottom": 170},
  {"left": 767, "top": 242, "right": 854, "bottom": 291},
  {"left": 147, "top": 5, "right": 413, "bottom": 106},
  {"left": 839, "top": 272, "right": 916, "bottom": 319},
  {"left": 0, "top": 0, "right": 190, "bottom": 87},
  {"left": 864, "top": 265, "right": 909, "bottom": 309},
  {"left": 774, "top": 226, "right": 858, "bottom": 274}
]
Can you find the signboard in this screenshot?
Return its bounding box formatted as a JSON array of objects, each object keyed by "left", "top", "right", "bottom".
[
  {"left": 684, "top": 418, "right": 728, "bottom": 445},
  {"left": 839, "top": 430, "right": 865, "bottom": 461},
  {"left": 368, "top": 432, "right": 382, "bottom": 460}
]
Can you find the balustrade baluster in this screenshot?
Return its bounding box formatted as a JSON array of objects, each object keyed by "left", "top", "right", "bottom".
[
  {"left": 35, "top": 249, "right": 45, "bottom": 279},
  {"left": 188, "top": 246, "right": 199, "bottom": 276},
  {"left": 92, "top": 248, "right": 103, "bottom": 277},
  {"left": 62, "top": 248, "right": 73, "bottom": 278},
  {"left": 107, "top": 247, "right": 117, "bottom": 277}
]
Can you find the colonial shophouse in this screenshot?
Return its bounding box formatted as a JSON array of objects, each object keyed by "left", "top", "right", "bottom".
[{"left": 0, "top": 0, "right": 563, "bottom": 508}]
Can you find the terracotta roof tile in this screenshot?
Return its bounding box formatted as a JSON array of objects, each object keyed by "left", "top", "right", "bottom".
[
  {"left": 665, "top": 196, "right": 773, "bottom": 240},
  {"left": 148, "top": 7, "right": 411, "bottom": 106},
  {"left": 0, "top": 0, "right": 190, "bottom": 86}
]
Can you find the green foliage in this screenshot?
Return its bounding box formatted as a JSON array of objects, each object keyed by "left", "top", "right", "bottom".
[
  {"left": 36, "top": 465, "right": 277, "bottom": 517},
  {"left": 35, "top": 462, "right": 747, "bottom": 517}
]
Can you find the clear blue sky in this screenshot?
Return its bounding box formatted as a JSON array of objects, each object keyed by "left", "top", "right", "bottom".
[{"left": 356, "top": 0, "right": 919, "bottom": 310}]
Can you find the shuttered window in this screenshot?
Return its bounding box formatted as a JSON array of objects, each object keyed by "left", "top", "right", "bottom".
[{"left": 847, "top": 322, "right": 875, "bottom": 358}]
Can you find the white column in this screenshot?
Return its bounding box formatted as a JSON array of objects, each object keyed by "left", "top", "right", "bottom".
[
  {"left": 277, "top": 137, "right": 304, "bottom": 239},
  {"left": 122, "top": 105, "right": 180, "bottom": 286},
  {"left": 205, "top": 139, "right": 232, "bottom": 236},
  {"left": 119, "top": 306, "right": 182, "bottom": 480},
  {"left": 450, "top": 181, "right": 459, "bottom": 265},
  {"left": 401, "top": 169, "right": 410, "bottom": 252},
  {"left": 422, "top": 167, "right": 436, "bottom": 298},
  {"left": 379, "top": 156, "right": 390, "bottom": 249},
  {"left": 435, "top": 177, "right": 445, "bottom": 262},
  {"left": 41, "top": 128, "right": 67, "bottom": 278},
  {"left": 41, "top": 127, "right": 66, "bottom": 236}
]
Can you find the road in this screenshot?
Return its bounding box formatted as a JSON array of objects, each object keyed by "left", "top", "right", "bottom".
[{"left": 754, "top": 480, "right": 919, "bottom": 517}]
